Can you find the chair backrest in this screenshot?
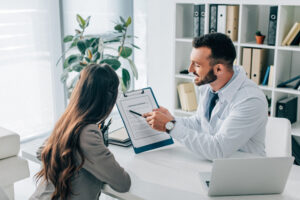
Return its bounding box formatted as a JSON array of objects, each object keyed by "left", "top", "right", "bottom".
[{"left": 265, "top": 117, "right": 292, "bottom": 157}]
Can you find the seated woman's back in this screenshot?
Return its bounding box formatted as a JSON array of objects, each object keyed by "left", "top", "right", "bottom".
[{"left": 30, "top": 64, "right": 130, "bottom": 200}]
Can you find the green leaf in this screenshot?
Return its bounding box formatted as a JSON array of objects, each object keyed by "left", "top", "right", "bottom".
[
  {"left": 122, "top": 68, "right": 130, "bottom": 89},
  {"left": 63, "top": 35, "right": 74, "bottom": 43},
  {"left": 125, "top": 17, "right": 132, "bottom": 27},
  {"left": 114, "top": 24, "right": 123, "bottom": 32},
  {"left": 118, "top": 46, "right": 132, "bottom": 58},
  {"left": 76, "top": 14, "right": 86, "bottom": 29},
  {"left": 91, "top": 38, "right": 99, "bottom": 48},
  {"left": 85, "top": 57, "right": 91, "bottom": 63},
  {"left": 127, "top": 58, "right": 138, "bottom": 80},
  {"left": 70, "top": 38, "right": 79, "bottom": 48},
  {"left": 63, "top": 54, "right": 82, "bottom": 69},
  {"left": 100, "top": 59, "right": 121, "bottom": 70},
  {"left": 77, "top": 40, "right": 86, "bottom": 54},
  {"left": 119, "top": 77, "right": 126, "bottom": 92},
  {"left": 131, "top": 43, "right": 140, "bottom": 49},
  {"left": 85, "top": 16, "right": 91, "bottom": 27},
  {"left": 92, "top": 52, "right": 100, "bottom": 62},
  {"left": 120, "top": 16, "right": 126, "bottom": 24}
]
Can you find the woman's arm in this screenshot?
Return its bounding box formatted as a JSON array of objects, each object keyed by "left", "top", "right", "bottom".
[{"left": 79, "top": 124, "right": 131, "bottom": 193}]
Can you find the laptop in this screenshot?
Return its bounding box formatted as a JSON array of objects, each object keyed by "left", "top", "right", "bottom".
[{"left": 199, "top": 156, "right": 294, "bottom": 196}]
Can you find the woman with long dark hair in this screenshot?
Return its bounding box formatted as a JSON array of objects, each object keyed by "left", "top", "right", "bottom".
[{"left": 30, "top": 64, "right": 131, "bottom": 200}]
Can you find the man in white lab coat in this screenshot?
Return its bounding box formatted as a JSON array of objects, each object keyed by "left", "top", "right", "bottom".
[{"left": 143, "top": 33, "right": 268, "bottom": 160}]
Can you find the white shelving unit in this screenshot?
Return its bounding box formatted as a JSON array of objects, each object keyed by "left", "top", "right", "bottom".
[{"left": 174, "top": 1, "right": 300, "bottom": 136}]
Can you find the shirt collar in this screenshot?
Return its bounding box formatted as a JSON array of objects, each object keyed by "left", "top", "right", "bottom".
[{"left": 209, "top": 65, "right": 247, "bottom": 104}]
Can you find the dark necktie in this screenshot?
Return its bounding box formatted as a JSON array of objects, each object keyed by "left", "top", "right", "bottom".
[{"left": 208, "top": 93, "right": 219, "bottom": 120}]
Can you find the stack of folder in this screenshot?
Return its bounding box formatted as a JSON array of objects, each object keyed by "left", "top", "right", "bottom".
[
  {"left": 242, "top": 47, "right": 271, "bottom": 86},
  {"left": 209, "top": 5, "right": 239, "bottom": 41},
  {"left": 108, "top": 127, "right": 132, "bottom": 147}
]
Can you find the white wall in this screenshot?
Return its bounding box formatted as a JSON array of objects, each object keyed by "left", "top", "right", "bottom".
[{"left": 145, "top": 0, "right": 176, "bottom": 111}]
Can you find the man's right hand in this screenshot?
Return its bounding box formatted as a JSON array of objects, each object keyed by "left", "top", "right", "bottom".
[{"left": 153, "top": 106, "right": 174, "bottom": 121}]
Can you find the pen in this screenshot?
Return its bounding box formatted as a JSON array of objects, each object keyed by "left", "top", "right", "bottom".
[{"left": 129, "top": 109, "right": 143, "bottom": 117}]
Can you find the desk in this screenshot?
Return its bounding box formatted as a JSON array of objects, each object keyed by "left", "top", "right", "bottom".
[
  {"left": 103, "top": 142, "right": 300, "bottom": 200},
  {"left": 22, "top": 140, "right": 300, "bottom": 200}
]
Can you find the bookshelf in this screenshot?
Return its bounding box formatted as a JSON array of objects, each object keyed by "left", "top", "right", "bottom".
[{"left": 174, "top": 1, "right": 300, "bottom": 136}]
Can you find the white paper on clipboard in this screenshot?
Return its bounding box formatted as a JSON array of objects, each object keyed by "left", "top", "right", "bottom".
[{"left": 116, "top": 88, "right": 172, "bottom": 149}]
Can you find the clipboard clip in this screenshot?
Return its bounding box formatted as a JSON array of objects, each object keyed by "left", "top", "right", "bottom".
[{"left": 123, "top": 89, "right": 144, "bottom": 97}]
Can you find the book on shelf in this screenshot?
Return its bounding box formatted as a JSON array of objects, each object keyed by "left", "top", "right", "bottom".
[
  {"left": 267, "top": 6, "right": 278, "bottom": 46},
  {"left": 242, "top": 47, "right": 252, "bottom": 79},
  {"left": 262, "top": 65, "right": 271, "bottom": 85},
  {"left": 226, "top": 5, "right": 239, "bottom": 42},
  {"left": 282, "top": 22, "right": 300, "bottom": 46},
  {"left": 217, "top": 5, "right": 226, "bottom": 34},
  {"left": 209, "top": 4, "right": 217, "bottom": 33},
  {"left": 290, "top": 30, "right": 300, "bottom": 45},
  {"left": 177, "top": 82, "right": 198, "bottom": 112},
  {"left": 251, "top": 48, "right": 267, "bottom": 85},
  {"left": 268, "top": 65, "right": 274, "bottom": 87}
]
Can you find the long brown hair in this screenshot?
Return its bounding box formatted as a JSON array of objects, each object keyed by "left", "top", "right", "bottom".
[{"left": 35, "top": 63, "right": 119, "bottom": 200}]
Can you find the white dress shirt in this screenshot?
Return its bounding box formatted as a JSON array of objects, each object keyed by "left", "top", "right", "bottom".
[{"left": 171, "top": 65, "right": 268, "bottom": 160}]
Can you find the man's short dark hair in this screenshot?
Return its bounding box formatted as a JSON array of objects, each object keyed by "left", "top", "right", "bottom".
[{"left": 192, "top": 33, "right": 236, "bottom": 68}]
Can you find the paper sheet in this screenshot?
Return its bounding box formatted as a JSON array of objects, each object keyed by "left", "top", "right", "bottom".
[{"left": 117, "top": 88, "right": 171, "bottom": 148}]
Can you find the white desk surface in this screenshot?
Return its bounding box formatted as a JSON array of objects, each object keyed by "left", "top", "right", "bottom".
[{"left": 103, "top": 141, "right": 300, "bottom": 200}]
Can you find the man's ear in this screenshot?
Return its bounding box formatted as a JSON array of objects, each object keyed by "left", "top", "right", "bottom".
[{"left": 214, "top": 64, "right": 224, "bottom": 75}]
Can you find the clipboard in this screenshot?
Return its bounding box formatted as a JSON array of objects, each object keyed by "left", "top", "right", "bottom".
[{"left": 116, "top": 87, "right": 173, "bottom": 154}]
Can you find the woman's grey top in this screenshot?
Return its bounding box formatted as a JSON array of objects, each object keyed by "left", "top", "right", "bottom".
[{"left": 29, "top": 124, "right": 131, "bottom": 200}]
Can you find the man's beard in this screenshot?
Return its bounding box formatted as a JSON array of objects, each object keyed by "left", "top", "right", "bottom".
[{"left": 194, "top": 68, "right": 217, "bottom": 86}]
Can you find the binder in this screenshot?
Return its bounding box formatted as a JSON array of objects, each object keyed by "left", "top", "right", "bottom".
[
  {"left": 209, "top": 4, "right": 218, "bottom": 33},
  {"left": 199, "top": 5, "right": 205, "bottom": 36},
  {"left": 268, "top": 65, "right": 274, "bottom": 87},
  {"left": 262, "top": 65, "right": 270, "bottom": 85},
  {"left": 177, "top": 82, "right": 198, "bottom": 112},
  {"left": 242, "top": 48, "right": 252, "bottom": 79},
  {"left": 267, "top": 6, "right": 278, "bottom": 46},
  {"left": 226, "top": 5, "right": 239, "bottom": 41},
  {"left": 276, "top": 96, "right": 298, "bottom": 124},
  {"left": 116, "top": 87, "right": 173, "bottom": 154},
  {"left": 251, "top": 48, "right": 267, "bottom": 85},
  {"left": 217, "top": 5, "right": 227, "bottom": 34},
  {"left": 193, "top": 5, "right": 200, "bottom": 37}
]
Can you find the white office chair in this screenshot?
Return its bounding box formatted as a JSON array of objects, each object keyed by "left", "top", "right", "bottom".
[{"left": 265, "top": 117, "right": 292, "bottom": 157}]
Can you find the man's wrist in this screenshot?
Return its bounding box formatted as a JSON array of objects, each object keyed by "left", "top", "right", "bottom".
[{"left": 165, "top": 120, "right": 176, "bottom": 134}]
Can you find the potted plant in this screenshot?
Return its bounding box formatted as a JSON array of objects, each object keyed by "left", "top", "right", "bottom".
[
  {"left": 255, "top": 30, "right": 265, "bottom": 44},
  {"left": 57, "top": 14, "right": 140, "bottom": 96}
]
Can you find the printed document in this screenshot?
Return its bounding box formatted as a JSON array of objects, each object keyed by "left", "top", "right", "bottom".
[{"left": 117, "top": 88, "right": 171, "bottom": 148}]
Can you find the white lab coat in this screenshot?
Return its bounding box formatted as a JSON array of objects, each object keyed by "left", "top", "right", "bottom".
[{"left": 171, "top": 65, "right": 268, "bottom": 160}]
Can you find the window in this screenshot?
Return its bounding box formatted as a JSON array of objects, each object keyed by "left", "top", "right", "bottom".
[{"left": 0, "top": 0, "right": 64, "bottom": 140}]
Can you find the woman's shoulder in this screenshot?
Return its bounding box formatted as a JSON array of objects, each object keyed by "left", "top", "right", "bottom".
[
  {"left": 81, "top": 124, "right": 100, "bottom": 134},
  {"left": 79, "top": 124, "right": 104, "bottom": 150}
]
